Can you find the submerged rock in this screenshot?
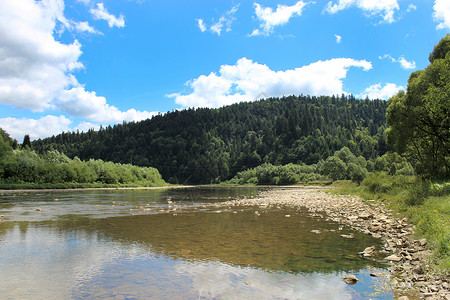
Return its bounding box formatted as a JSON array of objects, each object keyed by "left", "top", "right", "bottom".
[
  {"left": 359, "top": 246, "right": 375, "bottom": 257},
  {"left": 340, "top": 234, "right": 354, "bottom": 239},
  {"left": 343, "top": 274, "right": 359, "bottom": 285}
]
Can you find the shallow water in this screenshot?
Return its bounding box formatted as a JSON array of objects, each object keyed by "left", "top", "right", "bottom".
[{"left": 0, "top": 187, "right": 394, "bottom": 299}]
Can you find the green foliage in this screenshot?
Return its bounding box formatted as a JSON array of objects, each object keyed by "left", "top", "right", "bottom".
[
  {"left": 227, "top": 163, "right": 321, "bottom": 185},
  {"left": 321, "top": 147, "right": 369, "bottom": 183},
  {"left": 386, "top": 34, "right": 450, "bottom": 178},
  {"left": 0, "top": 144, "right": 166, "bottom": 188},
  {"left": 405, "top": 178, "right": 430, "bottom": 206},
  {"left": 374, "top": 152, "right": 414, "bottom": 176},
  {"left": 322, "top": 156, "right": 347, "bottom": 181},
  {"left": 347, "top": 162, "right": 367, "bottom": 184},
  {"left": 32, "top": 95, "right": 389, "bottom": 184}
]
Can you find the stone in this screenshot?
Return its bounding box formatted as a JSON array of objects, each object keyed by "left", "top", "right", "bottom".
[
  {"left": 419, "top": 238, "right": 428, "bottom": 246},
  {"left": 412, "top": 265, "right": 424, "bottom": 275},
  {"left": 359, "top": 212, "right": 373, "bottom": 220},
  {"left": 359, "top": 246, "right": 375, "bottom": 256},
  {"left": 340, "top": 234, "right": 354, "bottom": 239},
  {"left": 343, "top": 275, "right": 359, "bottom": 285},
  {"left": 370, "top": 272, "right": 385, "bottom": 277},
  {"left": 36, "top": 208, "right": 42, "bottom": 211},
  {"left": 398, "top": 296, "right": 409, "bottom": 300},
  {"left": 311, "top": 230, "right": 321, "bottom": 234},
  {"left": 385, "top": 254, "right": 402, "bottom": 262},
  {"left": 429, "top": 285, "right": 440, "bottom": 293}
]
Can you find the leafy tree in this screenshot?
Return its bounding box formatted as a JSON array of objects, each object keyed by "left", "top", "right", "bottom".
[
  {"left": 347, "top": 162, "right": 367, "bottom": 184},
  {"left": 322, "top": 156, "right": 347, "bottom": 181},
  {"left": 386, "top": 34, "right": 450, "bottom": 177}
]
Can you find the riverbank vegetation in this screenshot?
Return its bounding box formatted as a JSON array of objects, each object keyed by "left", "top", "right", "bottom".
[
  {"left": 0, "top": 130, "right": 166, "bottom": 189},
  {"left": 333, "top": 174, "right": 450, "bottom": 274}
]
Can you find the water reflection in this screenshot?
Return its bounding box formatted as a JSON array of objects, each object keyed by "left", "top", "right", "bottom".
[{"left": 0, "top": 188, "right": 393, "bottom": 299}]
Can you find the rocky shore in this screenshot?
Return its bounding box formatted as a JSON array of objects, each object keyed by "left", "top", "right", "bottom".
[{"left": 217, "top": 186, "right": 449, "bottom": 300}]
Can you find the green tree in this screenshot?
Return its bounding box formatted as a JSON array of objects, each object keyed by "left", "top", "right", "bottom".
[
  {"left": 386, "top": 34, "right": 450, "bottom": 177},
  {"left": 322, "top": 156, "right": 347, "bottom": 181},
  {"left": 22, "top": 134, "right": 32, "bottom": 149}
]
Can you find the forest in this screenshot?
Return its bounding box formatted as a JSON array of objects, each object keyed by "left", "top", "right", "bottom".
[{"left": 32, "top": 95, "right": 389, "bottom": 184}]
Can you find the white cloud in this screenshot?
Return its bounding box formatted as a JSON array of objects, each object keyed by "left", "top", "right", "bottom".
[
  {"left": 397, "top": 56, "right": 416, "bottom": 69},
  {"left": 358, "top": 83, "right": 403, "bottom": 100},
  {"left": 74, "top": 21, "right": 101, "bottom": 34},
  {"left": 335, "top": 34, "right": 342, "bottom": 43},
  {"left": 406, "top": 4, "right": 417, "bottom": 13},
  {"left": 90, "top": 3, "right": 125, "bottom": 28},
  {"left": 251, "top": 1, "right": 309, "bottom": 36},
  {"left": 324, "top": 0, "right": 399, "bottom": 24},
  {"left": 380, "top": 54, "right": 416, "bottom": 70},
  {"left": 196, "top": 19, "right": 207, "bottom": 32},
  {"left": 0, "top": 115, "right": 72, "bottom": 141},
  {"left": 0, "top": 0, "right": 83, "bottom": 111},
  {"left": 168, "top": 57, "right": 372, "bottom": 108},
  {"left": 433, "top": 0, "right": 450, "bottom": 30},
  {"left": 196, "top": 5, "right": 239, "bottom": 36},
  {"left": 58, "top": 86, "right": 157, "bottom": 123},
  {"left": 0, "top": 0, "right": 155, "bottom": 139},
  {"left": 75, "top": 121, "right": 100, "bottom": 133}
]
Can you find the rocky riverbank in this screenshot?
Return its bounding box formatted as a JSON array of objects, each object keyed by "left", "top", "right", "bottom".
[{"left": 217, "top": 186, "right": 449, "bottom": 300}]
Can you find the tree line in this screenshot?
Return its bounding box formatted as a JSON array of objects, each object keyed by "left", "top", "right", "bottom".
[{"left": 0, "top": 129, "right": 166, "bottom": 188}]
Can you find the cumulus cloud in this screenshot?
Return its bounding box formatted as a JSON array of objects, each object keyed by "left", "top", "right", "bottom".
[
  {"left": 250, "top": 1, "right": 309, "bottom": 36},
  {"left": 196, "top": 5, "right": 239, "bottom": 36},
  {"left": 0, "top": 115, "right": 72, "bottom": 141},
  {"left": 59, "top": 86, "right": 157, "bottom": 123},
  {"left": 90, "top": 3, "right": 125, "bottom": 28},
  {"left": 0, "top": 0, "right": 83, "bottom": 111},
  {"left": 168, "top": 57, "right": 372, "bottom": 108},
  {"left": 0, "top": 0, "right": 153, "bottom": 140},
  {"left": 433, "top": 0, "right": 450, "bottom": 30},
  {"left": 380, "top": 54, "right": 416, "bottom": 70},
  {"left": 335, "top": 34, "right": 342, "bottom": 43},
  {"left": 324, "top": 0, "right": 399, "bottom": 24},
  {"left": 358, "top": 83, "right": 403, "bottom": 100}
]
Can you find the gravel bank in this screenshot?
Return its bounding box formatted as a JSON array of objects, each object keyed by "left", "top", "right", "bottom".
[{"left": 217, "top": 186, "right": 449, "bottom": 300}]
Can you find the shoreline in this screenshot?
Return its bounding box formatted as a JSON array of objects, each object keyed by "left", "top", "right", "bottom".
[
  {"left": 216, "top": 186, "right": 449, "bottom": 299},
  {"left": 0, "top": 185, "right": 194, "bottom": 194}
]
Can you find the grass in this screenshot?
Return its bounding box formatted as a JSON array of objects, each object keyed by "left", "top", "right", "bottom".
[{"left": 331, "top": 173, "right": 450, "bottom": 275}]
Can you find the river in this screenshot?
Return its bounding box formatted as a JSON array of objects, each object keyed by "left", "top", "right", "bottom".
[{"left": 0, "top": 187, "right": 393, "bottom": 299}]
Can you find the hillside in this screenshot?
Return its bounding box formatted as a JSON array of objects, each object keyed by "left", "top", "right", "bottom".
[{"left": 33, "top": 95, "right": 389, "bottom": 184}]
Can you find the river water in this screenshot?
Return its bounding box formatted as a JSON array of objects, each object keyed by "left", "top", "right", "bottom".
[{"left": 0, "top": 187, "right": 394, "bottom": 299}]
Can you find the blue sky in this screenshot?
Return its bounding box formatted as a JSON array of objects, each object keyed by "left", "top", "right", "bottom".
[{"left": 0, "top": 0, "right": 448, "bottom": 141}]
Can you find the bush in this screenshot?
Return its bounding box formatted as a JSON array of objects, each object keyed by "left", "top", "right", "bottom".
[{"left": 406, "top": 178, "right": 430, "bottom": 206}]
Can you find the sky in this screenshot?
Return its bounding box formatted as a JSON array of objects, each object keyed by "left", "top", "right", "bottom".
[{"left": 0, "top": 0, "right": 449, "bottom": 141}]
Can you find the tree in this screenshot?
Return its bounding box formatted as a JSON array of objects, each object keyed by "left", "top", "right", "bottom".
[
  {"left": 22, "top": 134, "right": 32, "bottom": 149},
  {"left": 322, "top": 156, "right": 347, "bottom": 181},
  {"left": 386, "top": 34, "right": 450, "bottom": 177}
]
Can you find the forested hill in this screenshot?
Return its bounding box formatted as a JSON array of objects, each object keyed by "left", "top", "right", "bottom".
[{"left": 33, "top": 95, "right": 389, "bottom": 184}]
